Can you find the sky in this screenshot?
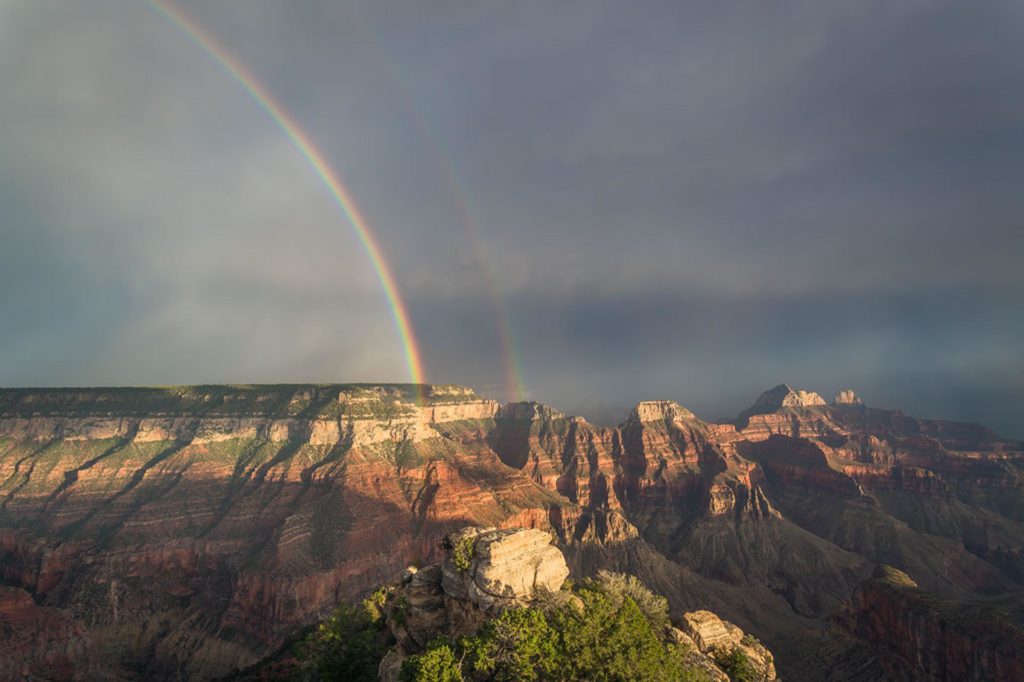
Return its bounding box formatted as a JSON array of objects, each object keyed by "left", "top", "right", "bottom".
[{"left": 1, "top": 1, "right": 1022, "bottom": 436}]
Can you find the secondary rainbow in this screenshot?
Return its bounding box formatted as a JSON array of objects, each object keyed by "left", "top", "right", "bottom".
[
  {"left": 359, "top": 33, "right": 527, "bottom": 401},
  {"left": 147, "top": 0, "right": 425, "bottom": 386},
  {"left": 433, "top": 160, "right": 527, "bottom": 401}
]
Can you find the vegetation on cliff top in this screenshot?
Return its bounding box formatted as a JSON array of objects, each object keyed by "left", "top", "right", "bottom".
[
  {"left": 302, "top": 572, "right": 712, "bottom": 681},
  {"left": 0, "top": 384, "right": 482, "bottom": 419}
]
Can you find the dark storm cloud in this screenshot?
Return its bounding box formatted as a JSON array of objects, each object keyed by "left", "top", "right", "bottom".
[
  {"left": 410, "top": 286, "right": 1024, "bottom": 434},
  {"left": 1, "top": 1, "right": 1022, "bottom": 435}
]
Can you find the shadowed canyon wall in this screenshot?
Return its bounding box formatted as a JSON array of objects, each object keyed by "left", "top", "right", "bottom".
[{"left": 1, "top": 384, "right": 1022, "bottom": 680}]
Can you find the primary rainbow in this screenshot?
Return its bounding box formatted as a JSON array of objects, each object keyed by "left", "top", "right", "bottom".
[{"left": 147, "top": 0, "right": 425, "bottom": 386}]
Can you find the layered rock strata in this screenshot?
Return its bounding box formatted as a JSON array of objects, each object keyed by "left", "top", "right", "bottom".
[
  {"left": 837, "top": 565, "right": 1024, "bottom": 681},
  {"left": 679, "top": 609, "right": 777, "bottom": 681},
  {"left": 0, "top": 383, "right": 1022, "bottom": 680}
]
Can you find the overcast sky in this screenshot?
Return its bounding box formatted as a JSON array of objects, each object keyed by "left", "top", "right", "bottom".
[{"left": 2, "top": 1, "right": 1022, "bottom": 435}]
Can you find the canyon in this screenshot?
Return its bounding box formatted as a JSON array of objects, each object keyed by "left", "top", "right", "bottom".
[{"left": 1, "top": 383, "right": 1022, "bottom": 680}]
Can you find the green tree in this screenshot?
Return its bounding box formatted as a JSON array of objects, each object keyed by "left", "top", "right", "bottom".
[
  {"left": 400, "top": 640, "right": 464, "bottom": 682},
  {"left": 714, "top": 646, "right": 761, "bottom": 682},
  {"left": 463, "top": 607, "right": 558, "bottom": 681},
  {"left": 299, "top": 601, "right": 387, "bottom": 681},
  {"left": 551, "top": 590, "right": 687, "bottom": 682},
  {"left": 304, "top": 572, "right": 715, "bottom": 682}
]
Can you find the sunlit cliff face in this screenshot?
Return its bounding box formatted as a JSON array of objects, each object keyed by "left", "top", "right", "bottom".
[{"left": 0, "top": 383, "right": 1022, "bottom": 678}]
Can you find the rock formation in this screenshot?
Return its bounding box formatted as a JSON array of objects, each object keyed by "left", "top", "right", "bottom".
[
  {"left": 0, "top": 383, "right": 1021, "bottom": 680},
  {"left": 833, "top": 389, "right": 864, "bottom": 406},
  {"left": 0, "top": 587, "right": 100, "bottom": 681},
  {"left": 377, "top": 526, "right": 775, "bottom": 681},
  {"left": 679, "top": 610, "right": 777, "bottom": 681},
  {"left": 383, "top": 527, "right": 570, "bottom": 666},
  {"left": 742, "top": 383, "right": 828, "bottom": 415},
  {"left": 837, "top": 565, "right": 1024, "bottom": 681},
  {"left": 439, "top": 527, "right": 569, "bottom": 612}
]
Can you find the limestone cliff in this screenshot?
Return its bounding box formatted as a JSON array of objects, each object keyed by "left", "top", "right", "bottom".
[
  {"left": 0, "top": 383, "right": 1022, "bottom": 680},
  {"left": 0, "top": 386, "right": 549, "bottom": 679}
]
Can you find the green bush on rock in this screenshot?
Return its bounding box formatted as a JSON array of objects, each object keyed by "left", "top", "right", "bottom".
[
  {"left": 463, "top": 607, "right": 558, "bottom": 681},
  {"left": 299, "top": 597, "right": 390, "bottom": 681},
  {"left": 398, "top": 587, "right": 710, "bottom": 682},
  {"left": 302, "top": 569, "right": 719, "bottom": 681},
  {"left": 453, "top": 535, "right": 476, "bottom": 573},
  {"left": 400, "top": 640, "right": 464, "bottom": 682},
  {"left": 713, "top": 646, "right": 761, "bottom": 682}
]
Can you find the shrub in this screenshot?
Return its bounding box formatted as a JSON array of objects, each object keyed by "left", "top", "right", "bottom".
[
  {"left": 590, "top": 570, "right": 670, "bottom": 629},
  {"left": 713, "top": 646, "right": 761, "bottom": 682},
  {"left": 462, "top": 607, "right": 558, "bottom": 681},
  {"left": 299, "top": 601, "right": 388, "bottom": 681},
  {"left": 740, "top": 633, "right": 761, "bottom": 648},
  {"left": 400, "top": 640, "right": 463, "bottom": 682},
  {"left": 453, "top": 536, "right": 476, "bottom": 573},
  {"left": 363, "top": 585, "right": 390, "bottom": 622},
  {"left": 531, "top": 585, "right": 575, "bottom": 613},
  {"left": 551, "top": 590, "right": 688, "bottom": 682},
  {"left": 392, "top": 595, "right": 411, "bottom": 627}
]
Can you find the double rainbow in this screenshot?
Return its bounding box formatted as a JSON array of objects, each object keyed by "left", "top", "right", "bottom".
[{"left": 148, "top": 0, "right": 425, "bottom": 386}]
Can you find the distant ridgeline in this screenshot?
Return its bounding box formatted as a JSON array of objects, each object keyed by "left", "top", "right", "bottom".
[
  {"left": 0, "top": 383, "right": 1022, "bottom": 680},
  {"left": 0, "top": 384, "right": 482, "bottom": 418}
]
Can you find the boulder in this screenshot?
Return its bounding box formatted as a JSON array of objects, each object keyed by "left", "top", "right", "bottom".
[
  {"left": 681, "top": 610, "right": 741, "bottom": 651},
  {"left": 377, "top": 647, "right": 406, "bottom": 682},
  {"left": 397, "top": 564, "right": 445, "bottom": 649},
  {"left": 441, "top": 526, "right": 569, "bottom": 612},
  {"left": 383, "top": 527, "right": 571, "bottom": 659},
  {"left": 681, "top": 609, "right": 777, "bottom": 681}
]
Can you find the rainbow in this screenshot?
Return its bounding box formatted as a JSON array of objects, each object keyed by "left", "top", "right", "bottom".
[
  {"left": 359, "top": 34, "right": 527, "bottom": 401},
  {"left": 147, "top": 0, "right": 425, "bottom": 386},
  {"left": 432, "top": 159, "right": 526, "bottom": 401}
]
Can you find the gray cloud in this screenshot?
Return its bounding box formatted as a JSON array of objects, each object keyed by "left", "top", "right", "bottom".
[{"left": 1, "top": 1, "right": 1022, "bottom": 436}]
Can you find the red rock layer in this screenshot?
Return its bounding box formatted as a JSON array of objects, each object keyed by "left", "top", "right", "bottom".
[
  {"left": 838, "top": 566, "right": 1024, "bottom": 681},
  {"left": 1, "top": 384, "right": 1023, "bottom": 680},
  {"left": 0, "top": 586, "right": 99, "bottom": 681}
]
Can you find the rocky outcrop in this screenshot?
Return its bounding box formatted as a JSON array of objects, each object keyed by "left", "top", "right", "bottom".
[
  {"left": 837, "top": 565, "right": 1024, "bottom": 681},
  {"left": 680, "top": 609, "right": 777, "bottom": 680},
  {"left": 1, "top": 384, "right": 1022, "bottom": 680},
  {"left": 385, "top": 527, "right": 569, "bottom": 657},
  {"left": 743, "top": 383, "right": 827, "bottom": 414},
  {"left": 833, "top": 389, "right": 864, "bottom": 406},
  {"left": 0, "top": 587, "right": 99, "bottom": 681},
  {"left": 378, "top": 527, "right": 776, "bottom": 682},
  {"left": 440, "top": 526, "right": 569, "bottom": 612}
]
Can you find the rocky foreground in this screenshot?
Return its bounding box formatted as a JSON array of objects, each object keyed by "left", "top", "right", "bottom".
[
  {"left": 362, "top": 526, "right": 774, "bottom": 681},
  {"left": 1, "top": 383, "right": 1023, "bottom": 680}
]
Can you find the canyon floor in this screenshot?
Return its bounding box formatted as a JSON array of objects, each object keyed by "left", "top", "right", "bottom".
[{"left": 1, "top": 383, "right": 1023, "bottom": 680}]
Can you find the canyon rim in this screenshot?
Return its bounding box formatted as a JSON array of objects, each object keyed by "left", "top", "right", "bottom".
[{"left": 1, "top": 384, "right": 1023, "bottom": 679}]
